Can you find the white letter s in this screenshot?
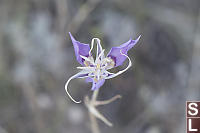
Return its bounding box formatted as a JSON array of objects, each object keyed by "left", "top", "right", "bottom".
[{"left": 188, "top": 103, "right": 198, "bottom": 116}]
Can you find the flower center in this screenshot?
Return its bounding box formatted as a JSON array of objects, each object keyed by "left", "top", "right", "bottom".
[
  {"left": 80, "top": 54, "right": 115, "bottom": 82},
  {"left": 96, "top": 63, "right": 101, "bottom": 70}
]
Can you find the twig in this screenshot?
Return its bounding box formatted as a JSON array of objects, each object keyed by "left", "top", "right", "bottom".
[
  {"left": 89, "top": 111, "right": 100, "bottom": 133},
  {"left": 94, "top": 95, "right": 122, "bottom": 106},
  {"left": 84, "top": 89, "right": 122, "bottom": 133},
  {"left": 86, "top": 89, "right": 101, "bottom": 133}
]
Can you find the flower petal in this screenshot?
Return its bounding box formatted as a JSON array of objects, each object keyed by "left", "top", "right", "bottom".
[
  {"left": 85, "top": 77, "right": 93, "bottom": 83},
  {"left": 105, "top": 51, "right": 132, "bottom": 79},
  {"left": 65, "top": 70, "right": 89, "bottom": 103},
  {"left": 91, "top": 79, "right": 105, "bottom": 91},
  {"left": 69, "top": 32, "right": 90, "bottom": 65},
  {"left": 107, "top": 35, "right": 140, "bottom": 67}
]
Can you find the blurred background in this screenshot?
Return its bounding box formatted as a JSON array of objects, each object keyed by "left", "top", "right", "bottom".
[{"left": 0, "top": 0, "right": 200, "bottom": 133}]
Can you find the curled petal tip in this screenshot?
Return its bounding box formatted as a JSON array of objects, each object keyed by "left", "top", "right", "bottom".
[
  {"left": 137, "top": 35, "right": 141, "bottom": 40},
  {"left": 64, "top": 71, "right": 89, "bottom": 104},
  {"left": 130, "top": 35, "right": 141, "bottom": 45},
  {"left": 75, "top": 100, "right": 82, "bottom": 104},
  {"left": 68, "top": 32, "right": 74, "bottom": 40},
  {"left": 65, "top": 80, "right": 82, "bottom": 104},
  {"left": 116, "top": 95, "right": 122, "bottom": 99},
  {"left": 135, "top": 35, "right": 141, "bottom": 43}
]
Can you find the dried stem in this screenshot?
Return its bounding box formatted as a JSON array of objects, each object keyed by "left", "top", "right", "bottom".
[
  {"left": 85, "top": 89, "right": 121, "bottom": 133},
  {"left": 94, "top": 95, "right": 122, "bottom": 106},
  {"left": 89, "top": 89, "right": 100, "bottom": 133}
]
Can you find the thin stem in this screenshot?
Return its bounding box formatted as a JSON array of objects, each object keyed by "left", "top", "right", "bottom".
[
  {"left": 92, "top": 89, "right": 99, "bottom": 102},
  {"left": 89, "top": 110, "right": 100, "bottom": 133},
  {"left": 85, "top": 89, "right": 117, "bottom": 132},
  {"left": 90, "top": 89, "right": 100, "bottom": 133}
]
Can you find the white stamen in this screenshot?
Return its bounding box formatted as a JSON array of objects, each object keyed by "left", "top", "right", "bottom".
[
  {"left": 95, "top": 50, "right": 105, "bottom": 64},
  {"left": 77, "top": 66, "right": 94, "bottom": 70},
  {"left": 80, "top": 55, "right": 91, "bottom": 62},
  {"left": 97, "top": 69, "right": 100, "bottom": 80}
]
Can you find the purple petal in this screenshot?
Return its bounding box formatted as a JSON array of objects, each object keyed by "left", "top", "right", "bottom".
[
  {"left": 85, "top": 77, "right": 93, "bottom": 83},
  {"left": 91, "top": 79, "right": 105, "bottom": 91},
  {"left": 107, "top": 36, "right": 140, "bottom": 67},
  {"left": 69, "top": 32, "right": 90, "bottom": 65},
  {"left": 77, "top": 73, "right": 89, "bottom": 78}
]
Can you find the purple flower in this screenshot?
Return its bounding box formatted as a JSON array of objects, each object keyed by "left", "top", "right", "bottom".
[{"left": 65, "top": 32, "right": 140, "bottom": 103}]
